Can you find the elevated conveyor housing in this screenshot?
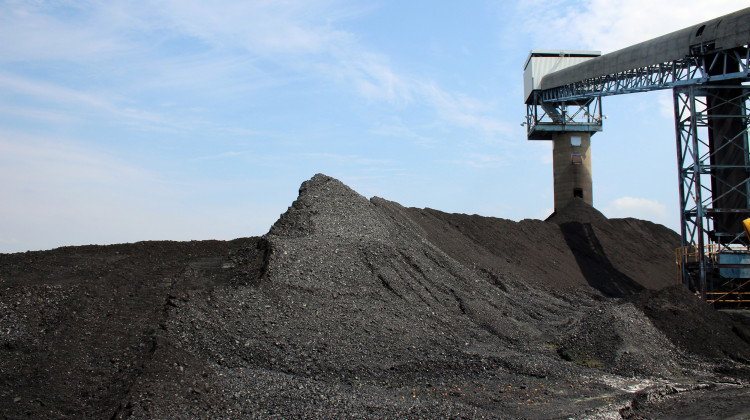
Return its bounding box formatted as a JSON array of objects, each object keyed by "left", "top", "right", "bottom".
[{"left": 540, "top": 7, "right": 750, "bottom": 93}]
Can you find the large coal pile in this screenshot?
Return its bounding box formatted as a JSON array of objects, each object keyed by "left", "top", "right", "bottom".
[
  {"left": 0, "top": 239, "right": 268, "bottom": 418},
  {"left": 1, "top": 173, "right": 749, "bottom": 419},
  {"left": 396, "top": 197, "right": 678, "bottom": 295}
]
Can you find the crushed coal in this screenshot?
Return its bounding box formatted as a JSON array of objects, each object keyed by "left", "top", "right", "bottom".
[{"left": 1, "top": 173, "right": 749, "bottom": 419}]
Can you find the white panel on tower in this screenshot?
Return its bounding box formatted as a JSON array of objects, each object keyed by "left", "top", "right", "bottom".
[{"left": 523, "top": 50, "right": 600, "bottom": 103}]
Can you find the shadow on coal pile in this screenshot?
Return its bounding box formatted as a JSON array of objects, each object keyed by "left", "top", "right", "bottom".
[
  {"left": 558, "top": 221, "right": 644, "bottom": 298},
  {"left": 1, "top": 173, "right": 749, "bottom": 419}
]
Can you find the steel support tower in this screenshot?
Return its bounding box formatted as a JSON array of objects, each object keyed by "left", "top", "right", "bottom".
[{"left": 526, "top": 9, "right": 750, "bottom": 305}]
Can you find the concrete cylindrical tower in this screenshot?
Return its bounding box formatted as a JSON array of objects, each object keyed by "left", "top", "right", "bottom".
[{"left": 552, "top": 132, "right": 592, "bottom": 210}]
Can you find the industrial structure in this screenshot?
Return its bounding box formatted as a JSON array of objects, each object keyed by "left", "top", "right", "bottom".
[
  {"left": 525, "top": 8, "right": 750, "bottom": 305},
  {"left": 524, "top": 50, "right": 601, "bottom": 210}
]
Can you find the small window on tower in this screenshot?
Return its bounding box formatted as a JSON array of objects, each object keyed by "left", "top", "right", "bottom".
[
  {"left": 571, "top": 136, "right": 582, "bottom": 147},
  {"left": 571, "top": 153, "right": 583, "bottom": 164},
  {"left": 574, "top": 188, "right": 584, "bottom": 199}
]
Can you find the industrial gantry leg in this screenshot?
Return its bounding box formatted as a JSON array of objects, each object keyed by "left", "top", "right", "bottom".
[{"left": 674, "top": 83, "right": 750, "bottom": 305}]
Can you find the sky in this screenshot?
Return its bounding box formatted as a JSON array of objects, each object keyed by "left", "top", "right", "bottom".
[{"left": 1, "top": 0, "right": 748, "bottom": 253}]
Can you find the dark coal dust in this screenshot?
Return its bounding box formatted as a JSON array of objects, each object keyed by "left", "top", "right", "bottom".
[{"left": 2, "top": 174, "right": 749, "bottom": 418}]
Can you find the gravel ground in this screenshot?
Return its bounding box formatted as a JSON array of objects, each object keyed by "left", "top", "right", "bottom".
[{"left": 1, "top": 173, "right": 749, "bottom": 419}]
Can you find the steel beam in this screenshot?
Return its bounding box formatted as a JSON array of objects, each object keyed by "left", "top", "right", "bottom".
[{"left": 538, "top": 48, "right": 749, "bottom": 103}]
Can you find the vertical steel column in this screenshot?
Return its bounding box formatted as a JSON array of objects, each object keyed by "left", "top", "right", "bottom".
[
  {"left": 674, "top": 88, "right": 691, "bottom": 290},
  {"left": 691, "top": 86, "right": 708, "bottom": 299},
  {"left": 674, "top": 85, "right": 708, "bottom": 298}
]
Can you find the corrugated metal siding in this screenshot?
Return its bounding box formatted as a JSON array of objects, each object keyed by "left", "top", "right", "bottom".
[{"left": 524, "top": 55, "right": 598, "bottom": 102}]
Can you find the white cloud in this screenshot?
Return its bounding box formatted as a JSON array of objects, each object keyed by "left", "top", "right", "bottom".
[
  {"left": 419, "top": 82, "right": 511, "bottom": 140},
  {"left": 147, "top": 0, "right": 422, "bottom": 108},
  {"left": 603, "top": 196, "right": 670, "bottom": 224},
  {"left": 320, "top": 50, "right": 415, "bottom": 105},
  {"left": 304, "top": 152, "right": 396, "bottom": 168},
  {"left": 0, "top": 72, "right": 111, "bottom": 109},
  {"left": 188, "top": 151, "right": 248, "bottom": 162},
  {"left": 0, "top": 1, "right": 127, "bottom": 62},
  {"left": 523, "top": 0, "right": 748, "bottom": 53},
  {"left": 370, "top": 122, "right": 436, "bottom": 146},
  {"left": 0, "top": 0, "right": 360, "bottom": 61},
  {"left": 0, "top": 71, "right": 181, "bottom": 131},
  {"left": 0, "top": 103, "right": 78, "bottom": 123},
  {"left": 150, "top": 0, "right": 361, "bottom": 55},
  {"left": 0, "top": 0, "right": 504, "bottom": 143},
  {"left": 0, "top": 131, "right": 162, "bottom": 250},
  {"left": 0, "top": 130, "right": 275, "bottom": 252},
  {"left": 456, "top": 153, "right": 506, "bottom": 168},
  {"left": 537, "top": 207, "right": 555, "bottom": 220},
  {"left": 655, "top": 90, "right": 676, "bottom": 119},
  {"left": 528, "top": 141, "right": 553, "bottom": 164}
]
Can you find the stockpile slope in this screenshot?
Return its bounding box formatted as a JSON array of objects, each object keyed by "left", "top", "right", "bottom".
[
  {"left": 628, "top": 285, "right": 750, "bottom": 363},
  {"left": 1, "top": 173, "right": 748, "bottom": 419},
  {"left": 384, "top": 205, "right": 587, "bottom": 290},
  {"left": 551, "top": 199, "right": 679, "bottom": 292},
  {"left": 397, "top": 198, "right": 679, "bottom": 297},
  {"left": 133, "top": 174, "right": 600, "bottom": 418}
]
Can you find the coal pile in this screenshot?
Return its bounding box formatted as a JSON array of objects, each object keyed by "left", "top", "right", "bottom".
[{"left": 1, "top": 173, "right": 749, "bottom": 419}]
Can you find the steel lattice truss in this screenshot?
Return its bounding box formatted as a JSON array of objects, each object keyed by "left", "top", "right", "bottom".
[
  {"left": 526, "top": 48, "right": 750, "bottom": 140},
  {"left": 540, "top": 47, "right": 750, "bottom": 103}
]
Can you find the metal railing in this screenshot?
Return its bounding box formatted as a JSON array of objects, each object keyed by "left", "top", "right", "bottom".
[{"left": 676, "top": 244, "right": 750, "bottom": 305}]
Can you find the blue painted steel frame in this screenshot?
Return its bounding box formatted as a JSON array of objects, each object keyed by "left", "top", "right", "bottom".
[
  {"left": 525, "top": 96, "right": 603, "bottom": 140},
  {"left": 673, "top": 83, "right": 750, "bottom": 303},
  {"left": 534, "top": 48, "right": 750, "bottom": 103}
]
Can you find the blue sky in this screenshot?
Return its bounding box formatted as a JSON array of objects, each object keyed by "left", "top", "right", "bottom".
[{"left": 1, "top": 0, "right": 747, "bottom": 253}]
